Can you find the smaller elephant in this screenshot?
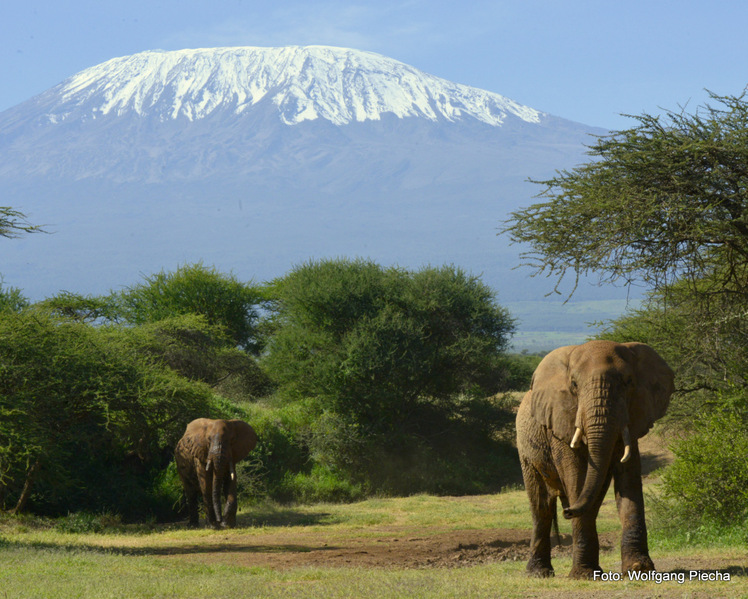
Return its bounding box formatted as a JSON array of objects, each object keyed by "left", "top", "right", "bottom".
[{"left": 175, "top": 418, "right": 257, "bottom": 529}]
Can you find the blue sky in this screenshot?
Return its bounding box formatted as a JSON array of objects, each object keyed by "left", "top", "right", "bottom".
[{"left": 2, "top": 0, "right": 747, "bottom": 129}]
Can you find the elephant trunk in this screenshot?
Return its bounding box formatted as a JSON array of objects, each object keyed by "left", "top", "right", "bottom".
[
  {"left": 563, "top": 382, "right": 620, "bottom": 520},
  {"left": 209, "top": 439, "right": 225, "bottom": 526}
]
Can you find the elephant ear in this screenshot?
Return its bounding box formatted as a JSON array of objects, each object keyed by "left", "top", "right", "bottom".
[
  {"left": 229, "top": 420, "right": 258, "bottom": 462},
  {"left": 623, "top": 342, "right": 675, "bottom": 439},
  {"left": 529, "top": 345, "right": 578, "bottom": 444}
]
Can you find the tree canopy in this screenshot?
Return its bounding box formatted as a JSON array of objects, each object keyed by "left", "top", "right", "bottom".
[
  {"left": 117, "top": 263, "right": 265, "bottom": 353},
  {"left": 503, "top": 92, "right": 748, "bottom": 301},
  {"left": 264, "top": 258, "right": 515, "bottom": 428},
  {"left": 0, "top": 309, "right": 219, "bottom": 517},
  {"left": 261, "top": 258, "right": 518, "bottom": 494}
]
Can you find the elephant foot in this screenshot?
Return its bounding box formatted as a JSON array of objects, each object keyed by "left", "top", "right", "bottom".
[
  {"left": 622, "top": 553, "right": 654, "bottom": 574},
  {"left": 568, "top": 565, "right": 602, "bottom": 580},
  {"left": 526, "top": 558, "right": 554, "bottom": 578}
]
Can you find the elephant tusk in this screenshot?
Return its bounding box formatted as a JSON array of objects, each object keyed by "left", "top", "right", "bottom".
[
  {"left": 206, "top": 459, "right": 212, "bottom": 472},
  {"left": 570, "top": 427, "right": 583, "bottom": 449},
  {"left": 621, "top": 426, "right": 631, "bottom": 463},
  {"left": 230, "top": 459, "right": 236, "bottom": 481}
]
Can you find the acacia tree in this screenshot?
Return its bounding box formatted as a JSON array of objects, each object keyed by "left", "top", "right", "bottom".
[
  {"left": 262, "top": 258, "right": 517, "bottom": 493},
  {"left": 264, "top": 258, "right": 515, "bottom": 427},
  {"left": 503, "top": 92, "right": 748, "bottom": 302},
  {"left": 117, "top": 263, "right": 265, "bottom": 353},
  {"left": 0, "top": 207, "right": 42, "bottom": 239}
]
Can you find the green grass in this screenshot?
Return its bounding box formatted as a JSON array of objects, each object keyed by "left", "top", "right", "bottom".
[{"left": 1, "top": 487, "right": 746, "bottom": 598}]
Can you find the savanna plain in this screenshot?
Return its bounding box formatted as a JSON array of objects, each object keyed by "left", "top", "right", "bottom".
[{"left": 2, "top": 435, "right": 746, "bottom": 599}]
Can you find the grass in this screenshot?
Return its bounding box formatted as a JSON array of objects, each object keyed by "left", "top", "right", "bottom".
[{"left": 1, "top": 486, "right": 746, "bottom": 598}]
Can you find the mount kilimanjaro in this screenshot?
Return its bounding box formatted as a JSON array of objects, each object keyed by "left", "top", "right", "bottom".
[{"left": 0, "top": 45, "right": 605, "bottom": 314}]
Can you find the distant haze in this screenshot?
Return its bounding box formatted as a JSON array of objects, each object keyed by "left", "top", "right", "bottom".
[{"left": 0, "top": 45, "right": 614, "bottom": 336}]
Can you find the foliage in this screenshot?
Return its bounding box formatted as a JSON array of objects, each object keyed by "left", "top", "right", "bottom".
[
  {"left": 0, "top": 285, "right": 29, "bottom": 313},
  {"left": 0, "top": 309, "right": 221, "bottom": 518},
  {"left": 495, "top": 353, "right": 543, "bottom": 391},
  {"left": 265, "top": 258, "right": 515, "bottom": 429},
  {"left": 278, "top": 464, "right": 365, "bottom": 504},
  {"left": 0, "top": 207, "right": 43, "bottom": 239},
  {"left": 119, "top": 314, "right": 271, "bottom": 396},
  {"left": 651, "top": 409, "right": 748, "bottom": 531},
  {"left": 237, "top": 399, "right": 316, "bottom": 503},
  {"left": 117, "top": 263, "right": 265, "bottom": 352},
  {"left": 260, "top": 259, "right": 518, "bottom": 496},
  {"left": 503, "top": 92, "right": 748, "bottom": 303},
  {"left": 34, "top": 292, "right": 120, "bottom": 323}
]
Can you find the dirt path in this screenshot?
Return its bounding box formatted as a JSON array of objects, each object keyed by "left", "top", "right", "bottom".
[
  {"left": 153, "top": 527, "right": 601, "bottom": 570},
  {"left": 153, "top": 526, "right": 747, "bottom": 577}
]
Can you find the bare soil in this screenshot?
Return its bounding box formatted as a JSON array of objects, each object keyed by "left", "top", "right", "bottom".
[
  {"left": 154, "top": 526, "right": 584, "bottom": 570},
  {"left": 153, "top": 526, "right": 747, "bottom": 577}
]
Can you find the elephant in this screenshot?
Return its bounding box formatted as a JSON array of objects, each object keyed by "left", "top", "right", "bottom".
[
  {"left": 175, "top": 418, "right": 258, "bottom": 529},
  {"left": 516, "top": 340, "right": 673, "bottom": 579}
]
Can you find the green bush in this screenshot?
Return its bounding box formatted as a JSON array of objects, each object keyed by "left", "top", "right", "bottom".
[
  {"left": 0, "top": 285, "right": 29, "bottom": 313},
  {"left": 0, "top": 309, "right": 222, "bottom": 519},
  {"left": 259, "top": 259, "right": 519, "bottom": 497},
  {"left": 117, "top": 263, "right": 265, "bottom": 352},
  {"left": 495, "top": 353, "right": 543, "bottom": 391},
  {"left": 264, "top": 259, "right": 515, "bottom": 432},
  {"left": 237, "top": 399, "right": 317, "bottom": 503},
  {"left": 278, "top": 464, "right": 365, "bottom": 504},
  {"left": 653, "top": 408, "right": 748, "bottom": 531}
]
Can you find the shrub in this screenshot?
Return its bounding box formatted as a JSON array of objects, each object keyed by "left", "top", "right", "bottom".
[
  {"left": 278, "top": 465, "right": 365, "bottom": 504},
  {"left": 259, "top": 259, "right": 519, "bottom": 497},
  {"left": 0, "top": 309, "right": 222, "bottom": 519},
  {"left": 117, "top": 263, "right": 265, "bottom": 352},
  {"left": 653, "top": 408, "right": 748, "bottom": 531},
  {"left": 264, "top": 259, "right": 515, "bottom": 433}
]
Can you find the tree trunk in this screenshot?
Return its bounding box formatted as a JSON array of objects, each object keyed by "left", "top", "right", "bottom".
[{"left": 13, "top": 459, "right": 40, "bottom": 514}]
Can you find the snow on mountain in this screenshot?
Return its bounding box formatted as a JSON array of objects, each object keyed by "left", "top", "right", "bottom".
[{"left": 48, "top": 45, "right": 543, "bottom": 126}]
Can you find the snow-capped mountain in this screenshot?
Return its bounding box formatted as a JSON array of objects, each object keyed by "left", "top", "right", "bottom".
[
  {"left": 46, "top": 46, "right": 542, "bottom": 126},
  {"left": 0, "top": 46, "right": 609, "bottom": 328}
]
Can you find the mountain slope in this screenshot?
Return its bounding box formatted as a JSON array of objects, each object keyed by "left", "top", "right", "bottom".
[{"left": 0, "top": 45, "right": 606, "bottom": 313}]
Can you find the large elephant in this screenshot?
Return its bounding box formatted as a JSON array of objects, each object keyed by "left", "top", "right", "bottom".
[
  {"left": 516, "top": 340, "right": 673, "bottom": 579},
  {"left": 175, "top": 418, "right": 258, "bottom": 529}
]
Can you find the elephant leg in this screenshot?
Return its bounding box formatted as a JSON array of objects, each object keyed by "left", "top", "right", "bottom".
[
  {"left": 561, "top": 445, "right": 611, "bottom": 579},
  {"left": 520, "top": 459, "right": 555, "bottom": 577},
  {"left": 613, "top": 441, "right": 654, "bottom": 573},
  {"left": 195, "top": 460, "right": 217, "bottom": 528},
  {"left": 175, "top": 450, "right": 200, "bottom": 527},
  {"left": 222, "top": 476, "right": 238, "bottom": 528},
  {"left": 182, "top": 478, "right": 200, "bottom": 527},
  {"left": 568, "top": 513, "right": 602, "bottom": 579}
]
